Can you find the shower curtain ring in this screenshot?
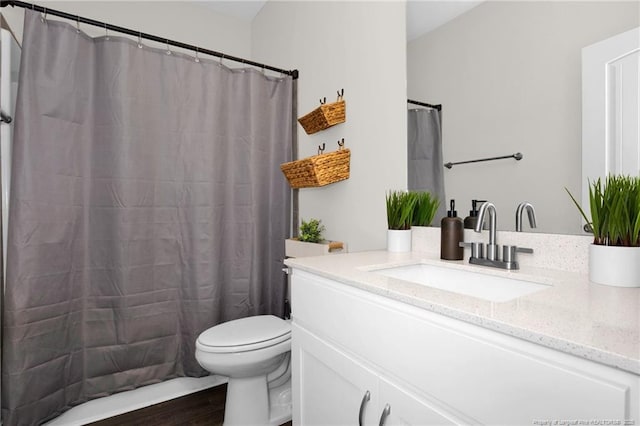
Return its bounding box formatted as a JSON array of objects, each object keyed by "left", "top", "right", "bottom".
[
  {"left": 104, "top": 24, "right": 110, "bottom": 40},
  {"left": 219, "top": 54, "right": 224, "bottom": 66},
  {"left": 194, "top": 48, "right": 200, "bottom": 63},
  {"left": 40, "top": 8, "right": 47, "bottom": 23},
  {"left": 137, "top": 32, "right": 143, "bottom": 48},
  {"left": 76, "top": 16, "right": 81, "bottom": 33},
  {"left": 165, "top": 40, "right": 172, "bottom": 55}
]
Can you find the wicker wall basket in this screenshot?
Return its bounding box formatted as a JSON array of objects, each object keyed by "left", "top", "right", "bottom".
[
  {"left": 298, "top": 98, "right": 346, "bottom": 135},
  {"left": 280, "top": 148, "right": 351, "bottom": 189}
]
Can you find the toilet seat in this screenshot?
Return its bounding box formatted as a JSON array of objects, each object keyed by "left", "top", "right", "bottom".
[{"left": 197, "top": 315, "right": 291, "bottom": 354}]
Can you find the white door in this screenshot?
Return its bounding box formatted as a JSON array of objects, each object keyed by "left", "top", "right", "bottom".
[
  {"left": 582, "top": 27, "right": 640, "bottom": 220},
  {"left": 292, "top": 324, "right": 379, "bottom": 426}
]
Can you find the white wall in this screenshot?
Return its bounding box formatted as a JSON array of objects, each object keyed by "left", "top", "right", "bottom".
[
  {"left": 2, "top": 1, "right": 407, "bottom": 253},
  {"left": 407, "top": 1, "right": 639, "bottom": 235},
  {"left": 1, "top": 1, "right": 251, "bottom": 57},
  {"left": 252, "top": 1, "right": 407, "bottom": 252}
]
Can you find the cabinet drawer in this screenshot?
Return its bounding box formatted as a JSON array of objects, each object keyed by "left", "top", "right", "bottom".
[{"left": 291, "top": 270, "right": 639, "bottom": 425}]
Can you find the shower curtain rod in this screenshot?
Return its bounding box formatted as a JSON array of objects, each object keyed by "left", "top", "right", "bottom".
[
  {"left": 0, "top": 0, "right": 299, "bottom": 79},
  {"left": 408, "top": 99, "right": 442, "bottom": 111}
]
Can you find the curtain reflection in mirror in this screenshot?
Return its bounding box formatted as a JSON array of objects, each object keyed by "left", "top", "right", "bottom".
[{"left": 408, "top": 107, "right": 446, "bottom": 222}]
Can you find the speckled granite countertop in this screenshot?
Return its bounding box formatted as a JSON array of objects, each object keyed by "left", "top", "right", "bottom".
[{"left": 285, "top": 250, "right": 640, "bottom": 375}]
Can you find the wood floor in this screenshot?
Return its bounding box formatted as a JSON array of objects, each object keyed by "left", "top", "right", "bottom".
[{"left": 87, "top": 384, "right": 293, "bottom": 426}]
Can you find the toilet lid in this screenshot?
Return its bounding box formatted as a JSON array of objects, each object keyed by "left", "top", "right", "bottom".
[{"left": 197, "top": 315, "right": 291, "bottom": 351}]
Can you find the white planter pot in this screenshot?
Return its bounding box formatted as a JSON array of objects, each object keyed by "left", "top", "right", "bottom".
[
  {"left": 387, "top": 229, "right": 412, "bottom": 253},
  {"left": 589, "top": 244, "right": 640, "bottom": 288}
]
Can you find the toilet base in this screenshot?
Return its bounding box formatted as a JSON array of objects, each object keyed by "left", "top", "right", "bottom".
[
  {"left": 224, "top": 375, "right": 268, "bottom": 425},
  {"left": 223, "top": 375, "right": 291, "bottom": 426},
  {"left": 267, "top": 378, "right": 292, "bottom": 426}
]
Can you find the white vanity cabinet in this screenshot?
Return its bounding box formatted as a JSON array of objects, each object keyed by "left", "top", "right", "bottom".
[{"left": 290, "top": 269, "right": 639, "bottom": 425}]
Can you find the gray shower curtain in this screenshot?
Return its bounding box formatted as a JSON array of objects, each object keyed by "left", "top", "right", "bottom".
[
  {"left": 408, "top": 108, "right": 446, "bottom": 221},
  {"left": 2, "top": 11, "right": 292, "bottom": 425}
]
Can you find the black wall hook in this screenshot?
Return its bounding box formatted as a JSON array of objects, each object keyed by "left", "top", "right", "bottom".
[
  {"left": 337, "top": 138, "right": 344, "bottom": 148},
  {"left": 0, "top": 111, "right": 12, "bottom": 124},
  {"left": 319, "top": 97, "right": 326, "bottom": 105},
  {"left": 337, "top": 88, "right": 344, "bottom": 98},
  {"left": 318, "top": 143, "right": 326, "bottom": 154}
]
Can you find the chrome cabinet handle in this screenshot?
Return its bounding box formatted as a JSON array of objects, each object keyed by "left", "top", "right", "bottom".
[
  {"left": 358, "top": 390, "right": 371, "bottom": 426},
  {"left": 378, "top": 403, "right": 391, "bottom": 426}
]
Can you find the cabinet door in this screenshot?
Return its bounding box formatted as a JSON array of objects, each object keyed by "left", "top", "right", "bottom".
[
  {"left": 292, "top": 324, "right": 379, "bottom": 426},
  {"left": 377, "top": 378, "right": 464, "bottom": 426}
]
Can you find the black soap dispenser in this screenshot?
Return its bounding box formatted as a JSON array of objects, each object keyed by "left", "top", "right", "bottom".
[
  {"left": 440, "top": 199, "right": 464, "bottom": 260},
  {"left": 464, "top": 199, "right": 486, "bottom": 229}
]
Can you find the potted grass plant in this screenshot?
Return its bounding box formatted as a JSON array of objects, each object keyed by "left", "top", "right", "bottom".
[
  {"left": 285, "top": 218, "right": 345, "bottom": 258},
  {"left": 386, "top": 190, "right": 418, "bottom": 252},
  {"left": 566, "top": 175, "right": 640, "bottom": 287},
  {"left": 412, "top": 191, "right": 440, "bottom": 227}
]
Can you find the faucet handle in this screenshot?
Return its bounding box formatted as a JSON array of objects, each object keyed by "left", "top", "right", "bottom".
[
  {"left": 503, "top": 245, "right": 533, "bottom": 263},
  {"left": 459, "top": 241, "right": 484, "bottom": 259}
]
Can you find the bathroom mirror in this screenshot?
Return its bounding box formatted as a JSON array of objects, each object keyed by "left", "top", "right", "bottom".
[{"left": 407, "top": 1, "right": 639, "bottom": 235}]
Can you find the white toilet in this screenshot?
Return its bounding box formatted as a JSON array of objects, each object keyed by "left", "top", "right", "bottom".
[{"left": 195, "top": 315, "right": 292, "bottom": 426}]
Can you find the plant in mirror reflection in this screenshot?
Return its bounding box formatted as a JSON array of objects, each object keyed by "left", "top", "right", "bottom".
[
  {"left": 412, "top": 191, "right": 440, "bottom": 227},
  {"left": 566, "top": 175, "right": 640, "bottom": 247}
]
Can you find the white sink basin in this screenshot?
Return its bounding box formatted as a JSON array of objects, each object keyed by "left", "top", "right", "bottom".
[{"left": 373, "top": 263, "right": 550, "bottom": 302}]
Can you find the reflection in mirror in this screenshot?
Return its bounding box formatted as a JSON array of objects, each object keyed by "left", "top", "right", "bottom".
[
  {"left": 407, "top": 1, "right": 639, "bottom": 235},
  {"left": 407, "top": 101, "right": 446, "bottom": 222}
]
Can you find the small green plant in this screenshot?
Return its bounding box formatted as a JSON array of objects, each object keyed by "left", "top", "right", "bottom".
[
  {"left": 386, "top": 190, "right": 418, "bottom": 230},
  {"left": 566, "top": 175, "right": 640, "bottom": 247},
  {"left": 298, "top": 218, "right": 325, "bottom": 243},
  {"left": 412, "top": 191, "right": 440, "bottom": 227}
]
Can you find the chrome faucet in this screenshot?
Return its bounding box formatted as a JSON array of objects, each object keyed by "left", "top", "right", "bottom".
[
  {"left": 516, "top": 202, "right": 537, "bottom": 232},
  {"left": 475, "top": 202, "right": 498, "bottom": 260},
  {"left": 460, "top": 201, "right": 534, "bottom": 270}
]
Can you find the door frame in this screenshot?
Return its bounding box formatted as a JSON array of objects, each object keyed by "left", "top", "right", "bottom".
[{"left": 582, "top": 26, "right": 640, "bottom": 222}]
